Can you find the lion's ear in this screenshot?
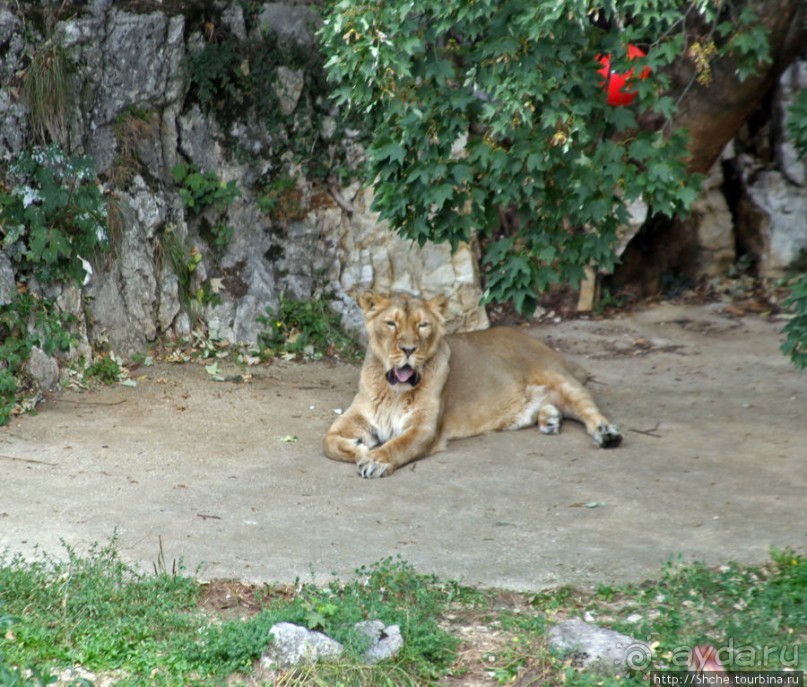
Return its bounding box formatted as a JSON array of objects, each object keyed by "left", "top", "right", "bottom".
[
  {"left": 358, "top": 292, "right": 389, "bottom": 315},
  {"left": 427, "top": 294, "right": 448, "bottom": 318}
]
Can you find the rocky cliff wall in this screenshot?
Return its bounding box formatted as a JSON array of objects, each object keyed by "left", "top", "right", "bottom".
[{"left": 0, "top": 2, "right": 487, "bottom": 362}]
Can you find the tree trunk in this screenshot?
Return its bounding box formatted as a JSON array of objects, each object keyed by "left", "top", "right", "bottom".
[
  {"left": 613, "top": 0, "right": 807, "bottom": 298},
  {"left": 675, "top": 0, "right": 807, "bottom": 175}
]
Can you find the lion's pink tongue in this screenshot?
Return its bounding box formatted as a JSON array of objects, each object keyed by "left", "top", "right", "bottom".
[{"left": 395, "top": 367, "right": 414, "bottom": 383}]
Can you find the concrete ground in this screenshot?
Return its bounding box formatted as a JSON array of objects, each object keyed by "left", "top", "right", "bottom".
[{"left": 0, "top": 303, "right": 804, "bottom": 591}]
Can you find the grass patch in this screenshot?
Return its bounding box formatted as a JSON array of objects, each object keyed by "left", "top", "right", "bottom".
[
  {"left": 0, "top": 541, "right": 803, "bottom": 686},
  {"left": 22, "top": 38, "right": 71, "bottom": 144},
  {"left": 608, "top": 549, "right": 806, "bottom": 672}
]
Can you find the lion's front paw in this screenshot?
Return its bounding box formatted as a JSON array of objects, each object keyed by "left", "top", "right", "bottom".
[
  {"left": 593, "top": 423, "right": 622, "bottom": 449},
  {"left": 357, "top": 456, "right": 392, "bottom": 478}
]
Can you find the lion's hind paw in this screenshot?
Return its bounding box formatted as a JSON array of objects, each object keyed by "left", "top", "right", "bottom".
[
  {"left": 357, "top": 457, "right": 391, "bottom": 479},
  {"left": 538, "top": 404, "right": 562, "bottom": 435},
  {"left": 593, "top": 423, "right": 622, "bottom": 449}
]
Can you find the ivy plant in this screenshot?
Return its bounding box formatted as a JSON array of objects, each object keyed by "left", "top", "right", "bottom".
[
  {"left": 0, "top": 144, "right": 109, "bottom": 286},
  {"left": 319, "top": 1, "right": 771, "bottom": 315}
]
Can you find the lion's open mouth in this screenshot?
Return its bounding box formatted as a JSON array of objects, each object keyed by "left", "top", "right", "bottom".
[{"left": 386, "top": 364, "right": 421, "bottom": 387}]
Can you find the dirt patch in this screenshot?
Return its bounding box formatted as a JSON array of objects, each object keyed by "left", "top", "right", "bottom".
[{"left": 199, "top": 579, "right": 271, "bottom": 619}]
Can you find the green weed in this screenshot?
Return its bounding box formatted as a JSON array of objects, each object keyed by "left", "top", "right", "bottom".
[
  {"left": 159, "top": 227, "right": 193, "bottom": 313},
  {"left": 172, "top": 163, "right": 241, "bottom": 215},
  {"left": 0, "top": 547, "right": 465, "bottom": 686},
  {"left": 627, "top": 551, "right": 806, "bottom": 671},
  {"left": 531, "top": 550, "right": 806, "bottom": 683},
  {"left": 0, "top": 660, "right": 90, "bottom": 687},
  {"left": 258, "top": 294, "right": 361, "bottom": 359},
  {"left": 184, "top": 39, "right": 247, "bottom": 128},
  {"left": 83, "top": 356, "right": 123, "bottom": 384},
  {"left": 171, "top": 162, "right": 240, "bottom": 259},
  {"left": 158, "top": 228, "right": 221, "bottom": 317}
]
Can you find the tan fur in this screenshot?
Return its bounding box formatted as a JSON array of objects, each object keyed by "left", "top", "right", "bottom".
[{"left": 323, "top": 292, "right": 622, "bottom": 478}]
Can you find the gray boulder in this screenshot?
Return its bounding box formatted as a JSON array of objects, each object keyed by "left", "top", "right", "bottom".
[
  {"left": 261, "top": 622, "right": 344, "bottom": 669},
  {"left": 354, "top": 620, "right": 404, "bottom": 664},
  {"left": 547, "top": 618, "right": 652, "bottom": 676},
  {"left": 746, "top": 170, "right": 807, "bottom": 277},
  {"left": 256, "top": 3, "right": 321, "bottom": 48},
  {"left": 25, "top": 347, "right": 60, "bottom": 392}
]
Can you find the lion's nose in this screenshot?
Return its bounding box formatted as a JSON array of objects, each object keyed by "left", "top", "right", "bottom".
[{"left": 400, "top": 345, "right": 416, "bottom": 357}]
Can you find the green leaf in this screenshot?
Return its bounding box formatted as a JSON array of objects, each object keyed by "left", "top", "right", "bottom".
[
  {"left": 371, "top": 140, "right": 406, "bottom": 164},
  {"left": 429, "top": 184, "right": 455, "bottom": 210}
]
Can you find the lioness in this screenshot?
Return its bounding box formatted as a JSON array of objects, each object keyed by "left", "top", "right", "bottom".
[{"left": 323, "top": 292, "right": 622, "bottom": 478}]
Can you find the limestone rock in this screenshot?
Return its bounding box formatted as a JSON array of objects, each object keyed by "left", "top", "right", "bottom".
[
  {"left": 0, "top": 252, "right": 15, "bottom": 306},
  {"left": 746, "top": 170, "right": 807, "bottom": 277},
  {"left": 354, "top": 620, "right": 404, "bottom": 664},
  {"left": 275, "top": 66, "right": 305, "bottom": 116},
  {"left": 157, "top": 263, "right": 181, "bottom": 335},
  {"left": 547, "top": 618, "right": 651, "bottom": 676},
  {"left": 206, "top": 201, "right": 278, "bottom": 344},
  {"left": 335, "top": 188, "right": 489, "bottom": 337},
  {"left": 221, "top": 3, "right": 247, "bottom": 42},
  {"left": 692, "top": 161, "right": 735, "bottom": 276},
  {"left": 261, "top": 622, "right": 344, "bottom": 669},
  {"left": 84, "top": 176, "right": 166, "bottom": 356},
  {"left": 178, "top": 105, "right": 225, "bottom": 178},
  {"left": 0, "top": 9, "right": 27, "bottom": 158},
  {"left": 256, "top": 3, "right": 321, "bottom": 48},
  {"left": 0, "top": 90, "right": 27, "bottom": 162},
  {"left": 59, "top": 8, "right": 186, "bottom": 173},
  {"left": 25, "top": 347, "right": 60, "bottom": 392},
  {"left": 0, "top": 2, "right": 489, "bottom": 363},
  {"left": 0, "top": 9, "right": 20, "bottom": 77}
]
